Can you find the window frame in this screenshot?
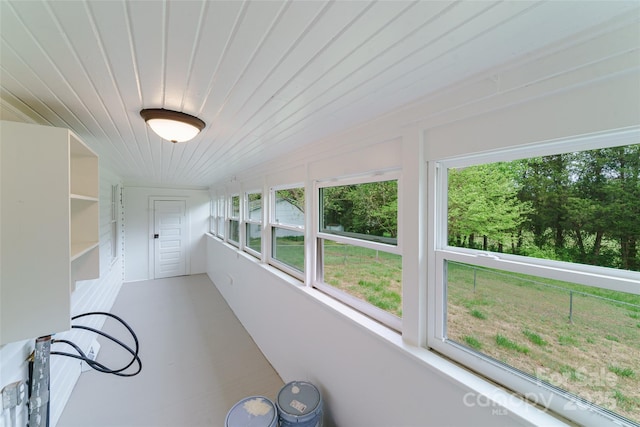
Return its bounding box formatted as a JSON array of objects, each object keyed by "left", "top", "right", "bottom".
[
  {"left": 216, "top": 195, "right": 225, "bottom": 239},
  {"left": 315, "top": 172, "right": 402, "bottom": 331},
  {"left": 243, "top": 190, "right": 263, "bottom": 258},
  {"left": 209, "top": 196, "right": 216, "bottom": 235},
  {"left": 268, "top": 184, "right": 305, "bottom": 281},
  {"left": 428, "top": 128, "right": 640, "bottom": 427},
  {"left": 227, "top": 193, "right": 241, "bottom": 247}
]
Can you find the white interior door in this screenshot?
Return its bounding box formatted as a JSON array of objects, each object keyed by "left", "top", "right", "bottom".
[{"left": 154, "top": 200, "right": 187, "bottom": 279}]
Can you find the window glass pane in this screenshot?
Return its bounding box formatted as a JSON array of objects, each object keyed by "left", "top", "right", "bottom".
[
  {"left": 231, "top": 195, "right": 240, "bottom": 217},
  {"left": 321, "top": 180, "right": 398, "bottom": 245},
  {"left": 447, "top": 144, "right": 640, "bottom": 271},
  {"left": 274, "top": 188, "right": 304, "bottom": 227},
  {"left": 217, "top": 217, "right": 224, "bottom": 237},
  {"left": 322, "top": 239, "right": 402, "bottom": 317},
  {"left": 229, "top": 220, "right": 239, "bottom": 243},
  {"left": 445, "top": 260, "right": 640, "bottom": 422},
  {"left": 247, "top": 192, "right": 262, "bottom": 221},
  {"left": 217, "top": 197, "right": 225, "bottom": 237},
  {"left": 246, "top": 223, "right": 261, "bottom": 254},
  {"left": 214, "top": 200, "right": 218, "bottom": 234},
  {"left": 218, "top": 197, "right": 225, "bottom": 217},
  {"left": 272, "top": 228, "right": 304, "bottom": 272}
]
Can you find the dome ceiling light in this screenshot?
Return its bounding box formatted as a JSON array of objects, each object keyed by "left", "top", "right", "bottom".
[{"left": 140, "top": 108, "right": 206, "bottom": 143}]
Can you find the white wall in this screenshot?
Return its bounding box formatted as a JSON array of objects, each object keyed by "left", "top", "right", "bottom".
[
  {"left": 123, "top": 186, "right": 209, "bottom": 282},
  {"left": 206, "top": 19, "right": 639, "bottom": 427},
  {"left": 0, "top": 165, "right": 124, "bottom": 427},
  {"left": 208, "top": 238, "right": 545, "bottom": 427}
]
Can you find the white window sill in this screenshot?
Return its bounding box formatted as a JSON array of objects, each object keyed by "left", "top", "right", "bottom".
[{"left": 205, "top": 233, "right": 568, "bottom": 426}]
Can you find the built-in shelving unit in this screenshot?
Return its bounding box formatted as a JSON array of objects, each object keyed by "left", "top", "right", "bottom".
[
  {"left": 1, "top": 121, "right": 99, "bottom": 345},
  {"left": 69, "top": 133, "right": 99, "bottom": 277}
]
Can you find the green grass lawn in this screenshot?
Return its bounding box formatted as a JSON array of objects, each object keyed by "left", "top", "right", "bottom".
[
  {"left": 270, "top": 238, "right": 639, "bottom": 421},
  {"left": 323, "top": 242, "right": 402, "bottom": 317},
  {"left": 272, "top": 239, "right": 403, "bottom": 316},
  {"left": 272, "top": 234, "right": 305, "bottom": 271},
  {"left": 446, "top": 261, "right": 640, "bottom": 422}
]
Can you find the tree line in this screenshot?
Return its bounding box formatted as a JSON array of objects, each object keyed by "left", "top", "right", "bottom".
[
  {"left": 448, "top": 144, "right": 640, "bottom": 271},
  {"left": 277, "top": 144, "right": 639, "bottom": 271},
  {"left": 321, "top": 181, "right": 398, "bottom": 239},
  {"left": 276, "top": 183, "right": 398, "bottom": 240}
]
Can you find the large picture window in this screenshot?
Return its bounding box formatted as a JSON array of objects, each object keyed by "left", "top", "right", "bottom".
[
  {"left": 269, "top": 186, "right": 305, "bottom": 278},
  {"left": 430, "top": 132, "right": 640, "bottom": 426},
  {"left": 316, "top": 175, "right": 401, "bottom": 331}
]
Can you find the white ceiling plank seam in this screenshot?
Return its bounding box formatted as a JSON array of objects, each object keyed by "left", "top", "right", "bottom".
[
  {"left": 186, "top": 1, "right": 377, "bottom": 179},
  {"left": 187, "top": 0, "right": 453, "bottom": 177},
  {"left": 175, "top": 1, "right": 335, "bottom": 184},
  {"left": 121, "top": 0, "right": 161, "bottom": 182},
  {"left": 1, "top": 0, "right": 638, "bottom": 187},
  {"left": 195, "top": 0, "right": 251, "bottom": 117},
  {"left": 170, "top": 1, "right": 292, "bottom": 185},
  {"left": 77, "top": 0, "right": 153, "bottom": 177}
]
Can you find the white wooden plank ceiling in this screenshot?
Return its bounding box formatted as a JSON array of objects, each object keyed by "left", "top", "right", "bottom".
[{"left": 1, "top": 0, "right": 638, "bottom": 187}]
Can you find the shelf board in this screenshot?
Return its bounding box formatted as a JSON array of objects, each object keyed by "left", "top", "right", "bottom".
[
  {"left": 70, "top": 241, "right": 99, "bottom": 261},
  {"left": 70, "top": 193, "right": 99, "bottom": 202}
]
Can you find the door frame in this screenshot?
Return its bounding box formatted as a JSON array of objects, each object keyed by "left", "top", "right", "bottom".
[{"left": 148, "top": 196, "right": 191, "bottom": 279}]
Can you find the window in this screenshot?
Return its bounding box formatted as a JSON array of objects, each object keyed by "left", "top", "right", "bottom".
[
  {"left": 216, "top": 195, "right": 225, "bottom": 239},
  {"left": 269, "top": 186, "right": 305, "bottom": 279},
  {"left": 228, "top": 194, "right": 240, "bottom": 246},
  {"left": 209, "top": 197, "right": 216, "bottom": 234},
  {"left": 316, "top": 175, "right": 401, "bottom": 331},
  {"left": 430, "top": 131, "right": 640, "bottom": 426},
  {"left": 244, "top": 191, "right": 262, "bottom": 257}
]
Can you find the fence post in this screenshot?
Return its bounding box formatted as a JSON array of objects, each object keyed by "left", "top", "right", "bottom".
[
  {"left": 569, "top": 291, "right": 573, "bottom": 323},
  {"left": 473, "top": 268, "right": 477, "bottom": 292}
]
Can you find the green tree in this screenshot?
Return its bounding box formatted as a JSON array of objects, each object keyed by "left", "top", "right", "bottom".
[
  {"left": 349, "top": 181, "right": 397, "bottom": 238},
  {"left": 596, "top": 145, "right": 640, "bottom": 270},
  {"left": 276, "top": 188, "right": 305, "bottom": 213},
  {"left": 559, "top": 145, "right": 640, "bottom": 270},
  {"left": 448, "top": 163, "right": 530, "bottom": 251},
  {"left": 447, "top": 144, "right": 639, "bottom": 271},
  {"left": 322, "top": 180, "right": 398, "bottom": 238},
  {"left": 566, "top": 149, "right": 612, "bottom": 266},
  {"left": 516, "top": 145, "right": 639, "bottom": 271},
  {"left": 611, "top": 144, "right": 640, "bottom": 270},
  {"left": 518, "top": 154, "right": 571, "bottom": 254},
  {"left": 321, "top": 185, "right": 354, "bottom": 228}
]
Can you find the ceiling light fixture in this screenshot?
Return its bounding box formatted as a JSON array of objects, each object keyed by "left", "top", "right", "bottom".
[{"left": 140, "top": 108, "right": 205, "bottom": 143}]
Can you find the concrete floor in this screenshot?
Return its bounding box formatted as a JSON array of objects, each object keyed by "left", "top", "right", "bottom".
[{"left": 57, "top": 274, "right": 283, "bottom": 427}]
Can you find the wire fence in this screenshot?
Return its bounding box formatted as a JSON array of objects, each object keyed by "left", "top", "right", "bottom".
[
  {"left": 447, "top": 261, "right": 640, "bottom": 420},
  {"left": 452, "top": 261, "right": 640, "bottom": 323}
]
